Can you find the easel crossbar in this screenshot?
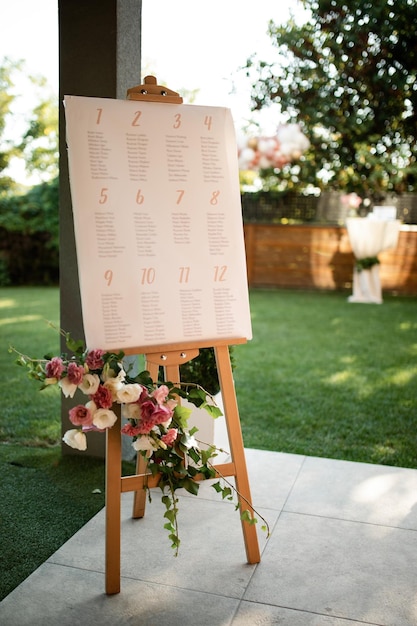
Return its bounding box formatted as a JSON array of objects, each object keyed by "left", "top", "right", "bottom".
[{"left": 120, "top": 462, "right": 237, "bottom": 493}]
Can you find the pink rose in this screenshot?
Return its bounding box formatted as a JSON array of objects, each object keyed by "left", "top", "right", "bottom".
[
  {"left": 45, "top": 356, "right": 65, "bottom": 379},
  {"left": 138, "top": 400, "right": 174, "bottom": 433},
  {"left": 161, "top": 428, "right": 178, "bottom": 446},
  {"left": 68, "top": 404, "right": 94, "bottom": 427},
  {"left": 151, "top": 385, "right": 169, "bottom": 405},
  {"left": 92, "top": 385, "right": 113, "bottom": 409},
  {"left": 86, "top": 349, "right": 105, "bottom": 370},
  {"left": 138, "top": 387, "right": 150, "bottom": 403},
  {"left": 121, "top": 422, "right": 143, "bottom": 437},
  {"left": 67, "top": 362, "right": 85, "bottom": 385},
  {"left": 141, "top": 400, "right": 173, "bottom": 425}
]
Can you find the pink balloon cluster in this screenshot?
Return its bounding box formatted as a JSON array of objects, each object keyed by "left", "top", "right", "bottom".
[
  {"left": 238, "top": 124, "right": 310, "bottom": 171},
  {"left": 341, "top": 192, "right": 362, "bottom": 209}
]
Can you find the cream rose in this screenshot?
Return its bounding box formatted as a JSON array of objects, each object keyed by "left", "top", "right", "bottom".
[
  {"left": 92, "top": 408, "right": 118, "bottom": 430},
  {"left": 124, "top": 402, "right": 141, "bottom": 420},
  {"left": 85, "top": 399, "right": 97, "bottom": 413},
  {"left": 103, "top": 370, "right": 126, "bottom": 400},
  {"left": 102, "top": 364, "right": 126, "bottom": 383},
  {"left": 62, "top": 429, "right": 87, "bottom": 451},
  {"left": 58, "top": 377, "right": 78, "bottom": 398},
  {"left": 116, "top": 383, "right": 143, "bottom": 404},
  {"left": 132, "top": 435, "right": 158, "bottom": 454},
  {"left": 78, "top": 373, "right": 100, "bottom": 395}
]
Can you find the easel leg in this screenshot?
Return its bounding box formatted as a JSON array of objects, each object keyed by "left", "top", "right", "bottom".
[
  {"left": 214, "top": 344, "right": 261, "bottom": 564},
  {"left": 105, "top": 405, "right": 122, "bottom": 594},
  {"left": 132, "top": 454, "right": 148, "bottom": 518}
]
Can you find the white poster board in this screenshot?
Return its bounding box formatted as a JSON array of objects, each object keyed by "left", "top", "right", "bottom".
[{"left": 64, "top": 95, "right": 252, "bottom": 350}]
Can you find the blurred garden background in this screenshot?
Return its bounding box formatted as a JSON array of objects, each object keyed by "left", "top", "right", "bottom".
[{"left": 1, "top": 0, "right": 417, "bottom": 601}]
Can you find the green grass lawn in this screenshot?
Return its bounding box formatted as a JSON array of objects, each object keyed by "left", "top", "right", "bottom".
[
  {"left": 0, "top": 444, "right": 108, "bottom": 601},
  {"left": 233, "top": 289, "right": 417, "bottom": 468},
  {"left": 1, "top": 285, "right": 416, "bottom": 599},
  {"left": 1, "top": 287, "right": 61, "bottom": 444}
]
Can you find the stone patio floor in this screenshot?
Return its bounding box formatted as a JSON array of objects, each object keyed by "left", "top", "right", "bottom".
[{"left": 1, "top": 448, "right": 417, "bottom": 625}]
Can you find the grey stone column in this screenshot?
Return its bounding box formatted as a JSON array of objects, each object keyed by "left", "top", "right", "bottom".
[{"left": 58, "top": 0, "right": 142, "bottom": 457}]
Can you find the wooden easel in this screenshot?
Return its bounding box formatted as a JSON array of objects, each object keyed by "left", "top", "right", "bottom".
[{"left": 104, "top": 77, "right": 260, "bottom": 595}]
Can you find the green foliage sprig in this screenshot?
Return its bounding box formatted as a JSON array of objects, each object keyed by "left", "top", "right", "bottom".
[{"left": 355, "top": 256, "right": 380, "bottom": 272}]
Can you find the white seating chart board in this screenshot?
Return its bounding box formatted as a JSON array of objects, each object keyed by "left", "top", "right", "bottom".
[{"left": 64, "top": 95, "right": 252, "bottom": 350}]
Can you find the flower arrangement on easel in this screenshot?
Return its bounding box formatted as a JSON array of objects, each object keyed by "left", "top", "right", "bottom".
[{"left": 10, "top": 326, "right": 268, "bottom": 554}]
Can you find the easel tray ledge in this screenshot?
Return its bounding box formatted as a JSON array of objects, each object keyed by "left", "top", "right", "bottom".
[{"left": 115, "top": 336, "right": 248, "bottom": 357}]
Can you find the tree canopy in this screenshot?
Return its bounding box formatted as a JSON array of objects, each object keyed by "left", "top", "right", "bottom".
[
  {"left": 0, "top": 59, "right": 21, "bottom": 193},
  {"left": 246, "top": 0, "right": 417, "bottom": 199},
  {"left": 0, "top": 57, "right": 58, "bottom": 195},
  {"left": 0, "top": 58, "right": 59, "bottom": 285}
]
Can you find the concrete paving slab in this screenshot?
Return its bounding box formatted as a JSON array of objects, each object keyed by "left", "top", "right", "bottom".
[
  {"left": 0, "top": 562, "right": 240, "bottom": 626},
  {"left": 48, "top": 492, "right": 274, "bottom": 598},
  {"left": 285, "top": 455, "right": 417, "bottom": 528},
  {"left": 233, "top": 600, "right": 379, "bottom": 625},
  {"left": 244, "top": 511, "right": 417, "bottom": 625},
  {"left": 1, "top": 450, "right": 417, "bottom": 626}
]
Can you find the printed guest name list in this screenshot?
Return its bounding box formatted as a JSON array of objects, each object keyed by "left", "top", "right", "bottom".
[{"left": 64, "top": 95, "right": 252, "bottom": 351}]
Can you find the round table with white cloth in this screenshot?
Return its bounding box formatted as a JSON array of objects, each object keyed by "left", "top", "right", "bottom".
[{"left": 346, "top": 217, "right": 401, "bottom": 304}]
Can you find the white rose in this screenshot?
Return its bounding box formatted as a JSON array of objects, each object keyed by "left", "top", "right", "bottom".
[
  {"left": 58, "top": 376, "right": 78, "bottom": 398},
  {"left": 62, "top": 429, "right": 87, "bottom": 451},
  {"left": 124, "top": 402, "right": 141, "bottom": 420},
  {"left": 132, "top": 435, "right": 158, "bottom": 453},
  {"left": 85, "top": 399, "right": 97, "bottom": 412},
  {"left": 92, "top": 408, "right": 118, "bottom": 430},
  {"left": 78, "top": 373, "right": 100, "bottom": 395},
  {"left": 102, "top": 365, "right": 126, "bottom": 383},
  {"left": 116, "top": 383, "right": 143, "bottom": 404},
  {"left": 104, "top": 375, "right": 125, "bottom": 400}
]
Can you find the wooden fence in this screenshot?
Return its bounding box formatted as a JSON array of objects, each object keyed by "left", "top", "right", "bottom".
[{"left": 243, "top": 224, "right": 417, "bottom": 295}]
